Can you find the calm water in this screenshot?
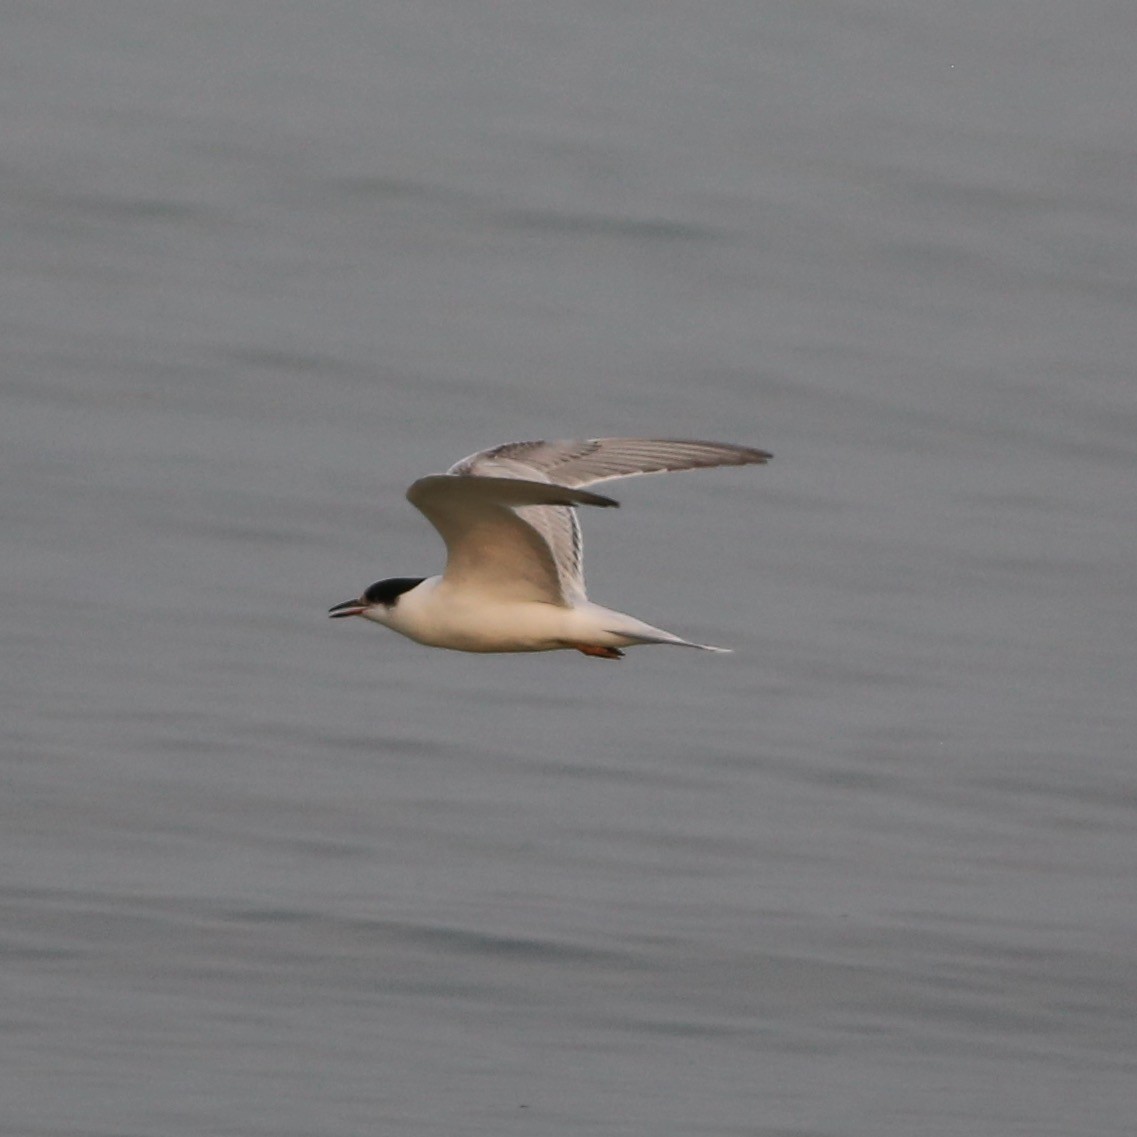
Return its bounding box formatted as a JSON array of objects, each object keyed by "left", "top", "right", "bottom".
[{"left": 3, "top": 3, "right": 1136, "bottom": 1135}]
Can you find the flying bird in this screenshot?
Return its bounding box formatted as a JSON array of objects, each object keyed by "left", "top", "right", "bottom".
[{"left": 329, "top": 438, "right": 770, "bottom": 658}]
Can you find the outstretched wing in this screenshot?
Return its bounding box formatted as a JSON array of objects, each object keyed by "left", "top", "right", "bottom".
[
  {"left": 406, "top": 475, "right": 616, "bottom": 604},
  {"left": 449, "top": 438, "right": 772, "bottom": 487},
  {"left": 446, "top": 439, "right": 771, "bottom": 600}
]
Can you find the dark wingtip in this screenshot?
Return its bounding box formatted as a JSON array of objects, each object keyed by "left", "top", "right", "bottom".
[
  {"left": 734, "top": 446, "right": 772, "bottom": 464},
  {"left": 573, "top": 488, "right": 620, "bottom": 508}
]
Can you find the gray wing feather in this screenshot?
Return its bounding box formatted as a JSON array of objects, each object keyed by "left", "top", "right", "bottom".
[{"left": 448, "top": 438, "right": 771, "bottom": 486}]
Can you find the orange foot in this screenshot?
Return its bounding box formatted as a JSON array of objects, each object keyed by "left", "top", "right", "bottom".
[{"left": 574, "top": 644, "right": 625, "bottom": 659}]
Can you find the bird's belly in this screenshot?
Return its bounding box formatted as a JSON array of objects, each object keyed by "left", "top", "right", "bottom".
[{"left": 392, "top": 594, "right": 580, "bottom": 653}]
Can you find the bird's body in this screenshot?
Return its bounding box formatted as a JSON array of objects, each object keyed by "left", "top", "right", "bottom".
[
  {"left": 329, "top": 438, "right": 770, "bottom": 659},
  {"left": 366, "top": 577, "right": 698, "bottom": 655}
]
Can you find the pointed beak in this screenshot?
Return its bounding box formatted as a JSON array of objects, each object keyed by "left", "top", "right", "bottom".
[{"left": 329, "top": 598, "right": 366, "bottom": 618}]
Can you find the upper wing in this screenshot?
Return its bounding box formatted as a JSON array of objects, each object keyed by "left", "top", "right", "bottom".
[
  {"left": 406, "top": 475, "right": 616, "bottom": 604},
  {"left": 448, "top": 438, "right": 772, "bottom": 487},
  {"left": 445, "top": 439, "right": 771, "bottom": 599}
]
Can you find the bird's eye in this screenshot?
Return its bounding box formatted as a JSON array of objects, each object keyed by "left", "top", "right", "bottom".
[{"left": 363, "top": 581, "right": 387, "bottom": 604}]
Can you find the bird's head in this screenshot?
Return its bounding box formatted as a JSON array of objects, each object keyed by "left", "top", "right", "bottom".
[{"left": 328, "top": 577, "right": 426, "bottom": 626}]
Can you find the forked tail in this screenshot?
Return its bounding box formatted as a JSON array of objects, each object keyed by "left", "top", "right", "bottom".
[
  {"left": 584, "top": 602, "right": 733, "bottom": 654},
  {"left": 606, "top": 625, "right": 732, "bottom": 653}
]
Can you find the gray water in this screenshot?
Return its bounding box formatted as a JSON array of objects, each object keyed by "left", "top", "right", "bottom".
[{"left": 3, "top": 3, "right": 1136, "bottom": 1135}]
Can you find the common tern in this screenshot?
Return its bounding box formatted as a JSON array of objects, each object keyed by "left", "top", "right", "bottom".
[{"left": 329, "top": 438, "right": 770, "bottom": 659}]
